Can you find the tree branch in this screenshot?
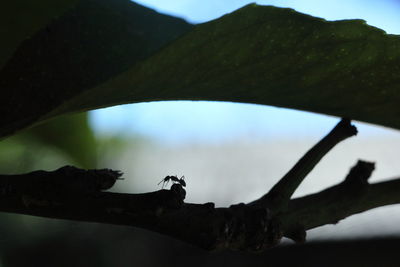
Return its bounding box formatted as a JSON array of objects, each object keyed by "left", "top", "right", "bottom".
[
  {"left": 0, "top": 120, "right": 399, "bottom": 252},
  {"left": 281, "top": 160, "right": 376, "bottom": 242},
  {"left": 250, "top": 118, "right": 357, "bottom": 212}
]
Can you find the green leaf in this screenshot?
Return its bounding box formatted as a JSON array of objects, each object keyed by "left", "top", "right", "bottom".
[
  {"left": 61, "top": 4, "right": 399, "bottom": 130},
  {"left": 0, "top": 113, "right": 96, "bottom": 172},
  {"left": 22, "top": 113, "right": 97, "bottom": 168},
  {"left": 2, "top": 3, "right": 400, "bottom": 139}
]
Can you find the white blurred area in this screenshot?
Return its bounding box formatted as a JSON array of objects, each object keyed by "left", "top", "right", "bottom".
[{"left": 89, "top": 0, "right": 400, "bottom": 241}]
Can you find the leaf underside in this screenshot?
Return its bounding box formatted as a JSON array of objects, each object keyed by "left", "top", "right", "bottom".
[
  {"left": 0, "top": 0, "right": 80, "bottom": 71},
  {"left": 0, "top": 0, "right": 193, "bottom": 138},
  {"left": 1, "top": 1, "right": 399, "bottom": 138}
]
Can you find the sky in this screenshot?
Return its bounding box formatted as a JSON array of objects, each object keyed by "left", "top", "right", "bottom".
[{"left": 90, "top": 0, "right": 400, "bottom": 144}]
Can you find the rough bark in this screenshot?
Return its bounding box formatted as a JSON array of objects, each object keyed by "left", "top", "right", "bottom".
[{"left": 0, "top": 119, "right": 398, "bottom": 251}]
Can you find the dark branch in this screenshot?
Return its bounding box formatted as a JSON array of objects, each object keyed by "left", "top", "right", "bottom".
[
  {"left": 0, "top": 119, "right": 399, "bottom": 251},
  {"left": 250, "top": 118, "right": 357, "bottom": 212},
  {"left": 281, "top": 160, "right": 377, "bottom": 236},
  {"left": 0, "top": 162, "right": 399, "bottom": 251}
]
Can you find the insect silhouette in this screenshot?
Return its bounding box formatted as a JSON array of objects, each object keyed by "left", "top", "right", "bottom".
[{"left": 158, "top": 175, "right": 186, "bottom": 188}]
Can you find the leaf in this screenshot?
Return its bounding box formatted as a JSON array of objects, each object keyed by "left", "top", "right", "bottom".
[
  {"left": 2, "top": 3, "right": 400, "bottom": 139},
  {"left": 22, "top": 113, "right": 97, "bottom": 168},
  {"left": 0, "top": 113, "right": 96, "bottom": 173},
  {"left": 0, "top": 0, "right": 193, "bottom": 138},
  {"left": 0, "top": 0, "right": 80, "bottom": 71},
  {"left": 61, "top": 4, "right": 399, "bottom": 129}
]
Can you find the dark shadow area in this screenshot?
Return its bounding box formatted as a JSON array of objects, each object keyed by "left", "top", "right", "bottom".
[{"left": 0, "top": 215, "right": 398, "bottom": 267}]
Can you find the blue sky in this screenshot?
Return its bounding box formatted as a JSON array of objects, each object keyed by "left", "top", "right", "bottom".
[
  {"left": 90, "top": 0, "right": 400, "bottom": 144},
  {"left": 133, "top": 0, "right": 400, "bottom": 32}
]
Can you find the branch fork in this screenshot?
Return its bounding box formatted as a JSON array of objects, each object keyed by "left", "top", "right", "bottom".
[{"left": 1, "top": 118, "right": 399, "bottom": 251}]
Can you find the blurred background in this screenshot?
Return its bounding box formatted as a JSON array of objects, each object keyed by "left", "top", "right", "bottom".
[{"left": 1, "top": 0, "right": 400, "bottom": 266}]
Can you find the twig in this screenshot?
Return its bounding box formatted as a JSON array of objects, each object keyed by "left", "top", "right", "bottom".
[
  {"left": 281, "top": 160, "right": 376, "bottom": 241},
  {"left": 250, "top": 118, "right": 357, "bottom": 213}
]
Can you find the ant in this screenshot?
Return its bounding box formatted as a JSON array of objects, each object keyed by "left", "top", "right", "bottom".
[{"left": 158, "top": 175, "right": 186, "bottom": 188}]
